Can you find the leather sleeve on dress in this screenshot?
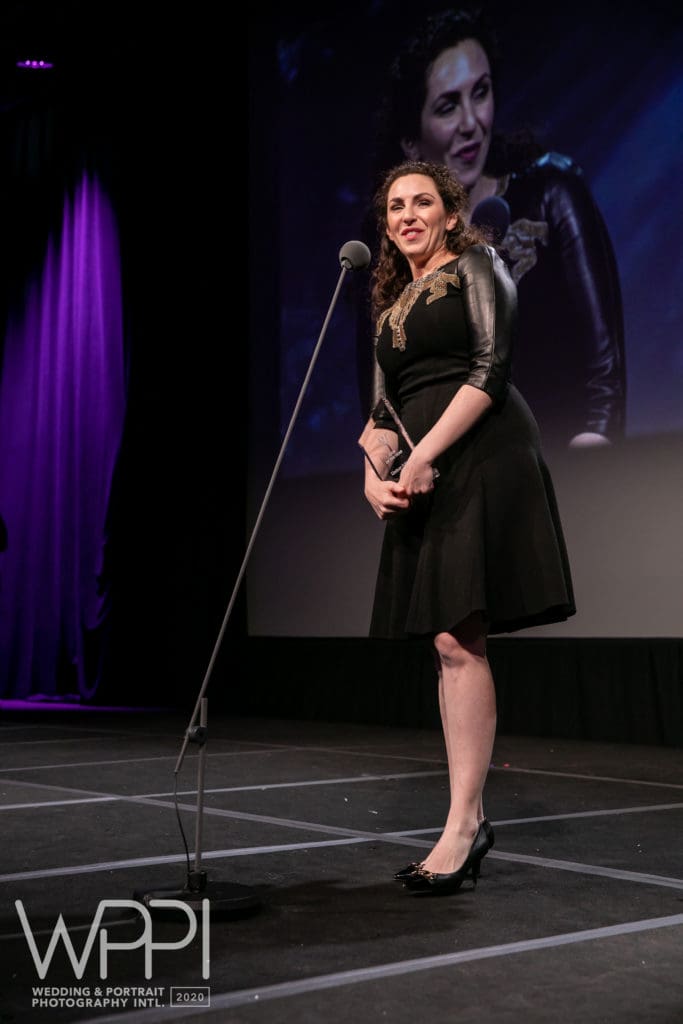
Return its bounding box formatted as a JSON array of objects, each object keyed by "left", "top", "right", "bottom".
[
  {"left": 369, "top": 342, "right": 396, "bottom": 428},
  {"left": 458, "top": 244, "right": 516, "bottom": 404},
  {"left": 540, "top": 164, "right": 626, "bottom": 437}
]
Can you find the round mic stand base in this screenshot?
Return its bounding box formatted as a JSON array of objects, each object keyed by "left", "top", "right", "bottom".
[{"left": 132, "top": 879, "right": 261, "bottom": 920}]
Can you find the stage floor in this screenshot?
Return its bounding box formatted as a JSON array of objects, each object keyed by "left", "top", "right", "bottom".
[{"left": 1, "top": 709, "right": 682, "bottom": 1022}]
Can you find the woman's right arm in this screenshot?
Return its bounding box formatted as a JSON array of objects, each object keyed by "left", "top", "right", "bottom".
[
  {"left": 542, "top": 163, "right": 626, "bottom": 443},
  {"left": 358, "top": 418, "right": 410, "bottom": 519},
  {"left": 358, "top": 359, "right": 410, "bottom": 519}
]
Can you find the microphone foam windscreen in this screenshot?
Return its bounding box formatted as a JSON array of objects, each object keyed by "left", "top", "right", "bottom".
[{"left": 339, "top": 240, "right": 371, "bottom": 271}]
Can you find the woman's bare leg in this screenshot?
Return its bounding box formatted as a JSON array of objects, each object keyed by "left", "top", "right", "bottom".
[
  {"left": 421, "top": 613, "right": 496, "bottom": 875},
  {"left": 436, "top": 664, "right": 486, "bottom": 825}
]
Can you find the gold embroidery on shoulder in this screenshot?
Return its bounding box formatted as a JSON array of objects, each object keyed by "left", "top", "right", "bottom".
[
  {"left": 425, "top": 271, "right": 460, "bottom": 305},
  {"left": 378, "top": 269, "right": 461, "bottom": 351}
]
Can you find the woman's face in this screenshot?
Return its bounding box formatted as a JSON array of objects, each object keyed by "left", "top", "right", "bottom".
[
  {"left": 385, "top": 173, "right": 457, "bottom": 268},
  {"left": 405, "top": 38, "right": 494, "bottom": 191}
]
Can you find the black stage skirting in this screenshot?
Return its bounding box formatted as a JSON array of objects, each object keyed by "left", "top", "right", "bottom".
[{"left": 225, "top": 636, "right": 683, "bottom": 748}]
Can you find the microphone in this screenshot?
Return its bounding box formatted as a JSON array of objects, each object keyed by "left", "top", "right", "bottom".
[
  {"left": 339, "top": 240, "right": 371, "bottom": 271},
  {"left": 136, "top": 238, "right": 373, "bottom": 922},
  {"left": 471, "top": 196, "right": 511, "bottom": 245}
]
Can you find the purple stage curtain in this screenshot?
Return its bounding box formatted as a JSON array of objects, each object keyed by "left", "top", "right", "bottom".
[{"left": 0, "top": 172, "right": 126, "bottom": 700}]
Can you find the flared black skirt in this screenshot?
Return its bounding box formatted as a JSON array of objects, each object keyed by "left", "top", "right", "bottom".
[{"left": 369, "top": 382, "right": 576, "bottom": 638}]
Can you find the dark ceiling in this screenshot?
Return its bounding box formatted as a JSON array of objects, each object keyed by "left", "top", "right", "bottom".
[{"left": 0, "top": 2, "right": 205, "bottom": 112}]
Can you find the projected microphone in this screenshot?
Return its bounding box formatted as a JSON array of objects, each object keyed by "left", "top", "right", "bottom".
[
  {"left": 339, "top": 240, "right": 371, "bottom": 271},
  {"left": 471, "top": 196, "right": 511, "bottom": 245}
]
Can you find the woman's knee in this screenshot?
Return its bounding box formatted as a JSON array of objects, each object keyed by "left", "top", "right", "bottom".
[{"left": 433, "top": 615, "right": 487, "bottom": 667}]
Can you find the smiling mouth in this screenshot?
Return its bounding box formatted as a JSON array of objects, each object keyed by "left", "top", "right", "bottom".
[{"left": 455, "top": 143, "right": 480, "bottom": 163}]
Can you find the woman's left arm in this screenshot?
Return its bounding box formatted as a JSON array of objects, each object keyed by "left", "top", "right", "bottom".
[
  {"left": 545, "top": 169, "right": 626, "bottom": 445},
  {"left": 400, "top": 245, "right": 512, "bottom": 495}
]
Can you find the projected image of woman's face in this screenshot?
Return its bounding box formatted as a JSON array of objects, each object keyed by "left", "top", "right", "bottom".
[{"left": 407, "top": 39, "right": 495, "bottom": 192}]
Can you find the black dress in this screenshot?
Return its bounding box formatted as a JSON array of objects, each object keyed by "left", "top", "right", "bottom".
[{"left": 369, "top": 244, "right": 575, "bottom": 638}]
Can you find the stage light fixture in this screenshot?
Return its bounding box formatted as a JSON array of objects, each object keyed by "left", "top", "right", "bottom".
[{"left": 16, "top": 58, "right": 54, "bottom": 70}]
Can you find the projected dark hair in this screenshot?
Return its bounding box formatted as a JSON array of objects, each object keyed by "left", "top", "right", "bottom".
[{"left": 371, "top": 5, "right": 542, "bottom": 181}]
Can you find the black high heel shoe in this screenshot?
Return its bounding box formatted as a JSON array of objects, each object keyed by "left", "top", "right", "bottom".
[
  {"left": 394, "top": 861, "right": 422, "bottom": 880},
  {"left": 394, "top": 818, "right": 495, "bottom": 883},
  {"left": 403, "top": 820, "right": 493, "bottom": 896}
]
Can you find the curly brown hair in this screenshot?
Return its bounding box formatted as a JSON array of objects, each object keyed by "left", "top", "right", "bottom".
[{"left": 370, "top": 160, "right": 487, "bottom": 320}]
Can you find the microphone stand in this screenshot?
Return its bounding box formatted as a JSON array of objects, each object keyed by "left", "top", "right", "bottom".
[{"left": 135, "top": 241, "right": 371, "bottom": 918}]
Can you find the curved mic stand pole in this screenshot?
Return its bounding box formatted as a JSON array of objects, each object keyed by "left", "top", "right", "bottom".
[{"left": 136, "top": 241, "right": 371, "bottom": 918}]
